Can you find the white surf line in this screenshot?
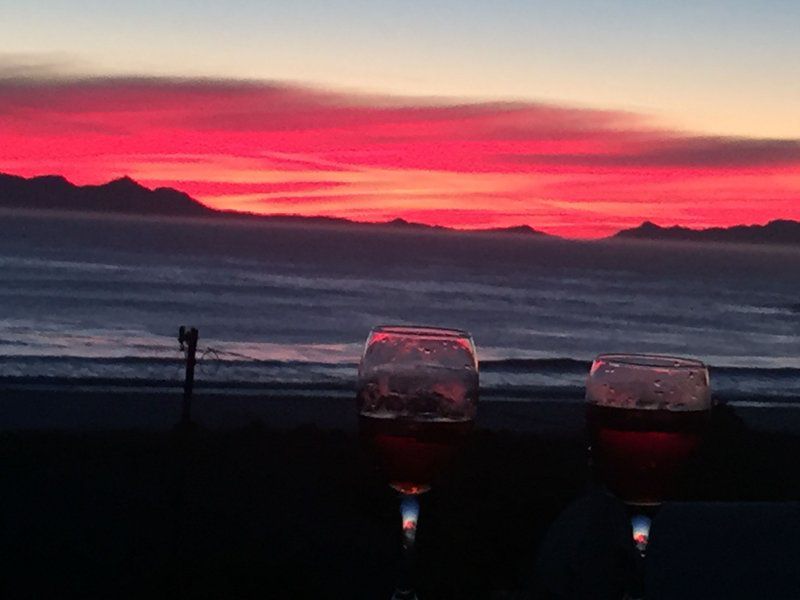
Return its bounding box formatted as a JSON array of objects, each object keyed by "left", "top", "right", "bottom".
[
  {"left": 727, "top": 400, "right": 800, "bottom": 409},
  {"left": 0, "top": 383, "right": 355, "bottom": 397}
]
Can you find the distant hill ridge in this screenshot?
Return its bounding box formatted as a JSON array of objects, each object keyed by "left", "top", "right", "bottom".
[
  {"left": 614, "top": 219, "right": 800, "bottom": 246},
  {"left": 1, "top": 172, "right": 798, "bottom": 244},
  {"left": 0, "top": 172, "right": 212, "bottom": 217},
  {"left": 0, "top": 172, "right": 550, "bottom": 236}
]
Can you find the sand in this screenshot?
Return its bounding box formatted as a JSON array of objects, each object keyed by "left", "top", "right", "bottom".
[{"left": 2, "top": 386, "right": 799, "bottom": 598}]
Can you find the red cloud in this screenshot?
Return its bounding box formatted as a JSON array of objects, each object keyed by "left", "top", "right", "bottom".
[{"left": 1, "top": 73, "right": 798, "bottom": 237}]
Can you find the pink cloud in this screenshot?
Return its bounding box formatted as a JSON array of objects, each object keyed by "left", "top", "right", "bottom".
[{"left": 1, "top": 69, "right": 798, "bottom": 237}]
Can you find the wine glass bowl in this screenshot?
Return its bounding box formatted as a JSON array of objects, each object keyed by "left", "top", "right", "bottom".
[
  {"left": 357, "top": 325, "right": 479, "bottom": 599},
  {"left": 357, "top": 326, "right": 479, "bottom": 420},
  {"left": 358, "top": 326, "right": 479, "bottom": 494},
  {"left": 586, "top": 354, "right": 711, "bottom": 506},
  {"left": 586, "top": 354, "right": 711, "bottom": 412},
  {"left": 586, "top": 353, "right": 711, "bottom": 562}
]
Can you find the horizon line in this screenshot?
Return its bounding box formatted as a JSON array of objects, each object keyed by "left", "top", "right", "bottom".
[{"left": 4, "top": 170, "right": 799, "bottom": 241}]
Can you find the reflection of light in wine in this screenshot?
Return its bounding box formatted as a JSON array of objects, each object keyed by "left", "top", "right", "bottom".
[
  {"left": 400, "top": 495, "right": 420, "bottom": 548},
  {"left": 631, "top": 514, "right": 652, "bottom": 554}
]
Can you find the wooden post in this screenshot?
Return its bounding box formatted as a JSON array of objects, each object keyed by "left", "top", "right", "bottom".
[{"left": 179, "top": 326, "right": 198, "bottom": 426}]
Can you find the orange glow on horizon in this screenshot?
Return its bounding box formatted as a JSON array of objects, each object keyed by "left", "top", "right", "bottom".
[{"left": 1, "top": 77, "right": 798, "bottom": 238}]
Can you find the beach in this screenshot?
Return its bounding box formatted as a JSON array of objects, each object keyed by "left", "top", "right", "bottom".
[
  {"left": 3, "top": 385, "right": 800, "bottom": 598},
  {"left": 2, "top": 215, "right": 799, "bottom": 597}
]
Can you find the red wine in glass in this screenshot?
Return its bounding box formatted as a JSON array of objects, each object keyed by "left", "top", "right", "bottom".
[
  {"left": 359, "top": 413, "right": 473, "bottom": 494},
  {"left": 587, "top": 404, "right": 709, "bottom": 506}
]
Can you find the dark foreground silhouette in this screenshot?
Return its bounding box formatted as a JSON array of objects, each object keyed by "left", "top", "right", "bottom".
[{"left": 1, "top": 404, "right": 799, "bottom": 599}]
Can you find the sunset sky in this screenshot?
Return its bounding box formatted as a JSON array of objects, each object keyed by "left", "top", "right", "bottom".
[{"left": 2, "top": 0, "right": 799, "bottom": 237}]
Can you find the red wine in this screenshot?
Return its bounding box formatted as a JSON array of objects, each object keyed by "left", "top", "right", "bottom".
[
  {"left": 360, "top": 414, "right": 473, "bottom": 495},
  {"left": 587, "top": 404, "right": 709, "bottom": 506}
]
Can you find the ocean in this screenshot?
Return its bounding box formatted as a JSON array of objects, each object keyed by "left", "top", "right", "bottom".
[{"left": 1, "top": 210, "right": 799, "bottom": 406}]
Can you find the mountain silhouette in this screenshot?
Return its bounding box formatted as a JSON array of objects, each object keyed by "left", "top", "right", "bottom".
[
  {"left": 0, "top": 172, "right": 555, "bottom": 236},
  {"left": 2, "top": 172, "right": 798, "bottom": 244},
  {"left": 0, "top": 173, "right": 213, "bottom": 217},
  {"left": 613, "top": 220, "right": 800, "bottom": 246},
  {"left": 476, "top": 224, "right": 548, "bottom": 236},
  {"left": 381, "top": 217, "right": 446, "bottom": 230}
]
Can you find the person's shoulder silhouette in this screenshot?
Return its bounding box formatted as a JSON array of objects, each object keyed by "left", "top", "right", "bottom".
[{"left": 532, "top": 490, "right": 639, "bottom": 599}]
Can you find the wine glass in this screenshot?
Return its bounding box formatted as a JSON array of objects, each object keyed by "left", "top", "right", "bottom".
[
  {"left": 586, "top": 354, "right": 711, "bottom": 561},
  {"left": 357, "top": 326, "right": 479, "bottom": 600}
]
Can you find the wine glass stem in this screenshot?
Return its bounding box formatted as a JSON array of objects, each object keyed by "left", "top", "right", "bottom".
[
  {"left": 393, "top": 493, "right": 420, "bottom": 600},
  {"left": 625, "top": 510, "right": 653, "bottom": 600},
  {"left": 629, "top": 510, "right": 653, "bottom": 558}
]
